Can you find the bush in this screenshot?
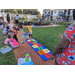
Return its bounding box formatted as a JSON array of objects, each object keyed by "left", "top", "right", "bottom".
[
  {"left": 33, "top": 18, "right": 38, "bottom": 20},
  {"left": 59, "top": 22, "right": 72, "bottom": 27},
  {"left": 18, "top": 20, "right": 50, "bottom": 25}
]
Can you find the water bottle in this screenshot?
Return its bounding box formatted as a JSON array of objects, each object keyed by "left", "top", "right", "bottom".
[{"left": 25, "top": 52, "right": 30, "bottom": 62}]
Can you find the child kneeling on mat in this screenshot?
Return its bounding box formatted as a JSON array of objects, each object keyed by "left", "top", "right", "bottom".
[
  {"left": 27, "top": 22, "right": 33, "bottom": 39},
  {"left": 4, "top": 35, "right": 19, "bottom": 49}
]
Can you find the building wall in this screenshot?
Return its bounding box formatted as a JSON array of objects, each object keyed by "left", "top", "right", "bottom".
[{"left": 43, "top": 9, "right": 73, "bottom": 22}]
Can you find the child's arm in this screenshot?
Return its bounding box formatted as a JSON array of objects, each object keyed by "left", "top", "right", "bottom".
[
  {"left": 11, "top": 29, "right": 15, "bottom": 33},
  {"left": 26, "top": 26, "right": 29, "bottom": 32},
  {"left": 6, "top": 43, "right": 9, "bottom": 45},
  {"left": 27, "top": 28, "right": 29, "bottom": 33}
]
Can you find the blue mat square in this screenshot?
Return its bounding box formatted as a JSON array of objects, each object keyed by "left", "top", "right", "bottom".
[
  {"left": 34, "top": 48, "right": 39, "bottom": 52},
  {"left": 40, "top": 55, "right": 48, "bottom": 61},
  {"left": 21, "top": 60, "right": 34, "bottom": 65}
]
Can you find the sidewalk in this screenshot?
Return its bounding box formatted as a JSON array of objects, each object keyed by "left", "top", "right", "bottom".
[
  {"left": 13, "top": 31, "right": 55, "bottom": 65},
  {"left": 23, "top": 24, "right": 60, "bottom": 28}
]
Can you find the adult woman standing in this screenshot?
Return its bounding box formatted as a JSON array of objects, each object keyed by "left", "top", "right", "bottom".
[
  {"left": 51, "top": 9, "right": 75, "bottom": 65},
  {"left": 7, "top": 14, "right": 10, "bottom": 24}
]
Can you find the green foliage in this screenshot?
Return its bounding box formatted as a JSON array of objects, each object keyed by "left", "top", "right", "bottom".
[
  {"left": 17, "top": 20, "right": 50, "bottom": 25},
  {"left": 1, "top": 9, "right": 40, "bottom": 15}
]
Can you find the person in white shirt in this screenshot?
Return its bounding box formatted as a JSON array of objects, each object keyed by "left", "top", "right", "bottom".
[{"left": 15, "top": 14, "right": 19, "bottom": 25}]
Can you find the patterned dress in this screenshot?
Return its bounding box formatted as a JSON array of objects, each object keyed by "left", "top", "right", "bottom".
[{"left": 56, "top": 25, "right": 75, "bottom": 65}]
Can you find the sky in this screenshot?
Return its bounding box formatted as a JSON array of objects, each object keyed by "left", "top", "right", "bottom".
[{"left": 38, "top": 9, "right": 44, "bottom": 15}]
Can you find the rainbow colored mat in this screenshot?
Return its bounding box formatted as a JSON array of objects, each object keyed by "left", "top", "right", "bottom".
[{"left": 26, "top": 38, "right": 52, "bottom": 61}]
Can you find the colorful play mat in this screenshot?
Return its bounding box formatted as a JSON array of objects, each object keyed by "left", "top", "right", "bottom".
[{"left": 26, "top": 38, "right": 52, "bottom": 61}]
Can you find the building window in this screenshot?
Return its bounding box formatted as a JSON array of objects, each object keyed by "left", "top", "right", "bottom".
[
  {"left": 45, "top": 12, "right": 46, "bottom": 14},
  {"left": 48, "top": 11, "right": 50, "bottom": 14},
  {"left": 51, "top": 11, "right": 53, "bottom": 15},
  {"left": 54, "top": 11, "right": 56, "bottom": 14}
]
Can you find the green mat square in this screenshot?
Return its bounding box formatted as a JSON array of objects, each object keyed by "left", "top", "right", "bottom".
[
  {"left": 37, "top": 47, "right": 44, "bottom": 50},
  {"left": 33, "top": 40, "right": 37, "bottom": 43}
]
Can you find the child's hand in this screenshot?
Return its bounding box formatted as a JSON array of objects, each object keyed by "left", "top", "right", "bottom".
[
  {"left": 59, "top": 34, "right": 63, "bottom": 39},
  {"left": 6, "top": 43, "right": 9, "bottom": 45},
  {"left": 51, "top": 54, "right": 55, "bottom": 60}
]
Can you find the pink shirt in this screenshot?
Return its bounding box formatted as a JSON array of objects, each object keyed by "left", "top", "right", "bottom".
[
  {"left": 11, "top": 38, "right": 19, "bottom": 46},
  {"left": 4, "top": 38, "right": 10, "bottom": 44}
]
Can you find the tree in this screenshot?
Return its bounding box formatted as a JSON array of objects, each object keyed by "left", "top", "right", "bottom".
[{"left": 1, "top": 9, "right": 40, "bottom": 15}]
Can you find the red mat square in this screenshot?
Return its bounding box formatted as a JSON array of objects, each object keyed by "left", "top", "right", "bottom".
[
  {"left": 37, "top": 44, "right": 43, "bottom": 47},
  {"left": 44, "top": 53, "right": 51, "bottom": 59}
]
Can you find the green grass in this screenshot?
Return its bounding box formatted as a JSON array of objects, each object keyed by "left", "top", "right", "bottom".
[
  {"left": 0, "top": 29, "right": 16, "bottom": 65},
  {"left": 23, "top": 25, "right": 66, "bottom": 52}
]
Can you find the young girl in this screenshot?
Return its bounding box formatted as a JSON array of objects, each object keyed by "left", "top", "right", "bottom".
[
  {"left": 27, "top": 22, "right": 33, "bottom": 39},
  {"left": 20, "top": 25, "right": 23, "bottom": 31},
  {"left": 4, "top": 35, "right": 19, "bottom": 49},
  {"left": 2, "top": 26, "right": 10, "bottom": 35},
  {"left": 40, "top": 20, "right": 42, "bottom": 26},
  {"left": 12, "top": 26, "right": 19, "bottom": 42}
]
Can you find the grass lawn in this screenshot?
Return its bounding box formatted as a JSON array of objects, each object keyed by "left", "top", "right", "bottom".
[
  {"left": 0, "top": 29, "right": 16, "bottom": 65},
  {"left": 23, "top": 25, "right": 66, "bottom": 52}
]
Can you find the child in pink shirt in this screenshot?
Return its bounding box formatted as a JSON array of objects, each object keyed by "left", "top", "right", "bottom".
[{"left": 4, "top": 35, "right": 19, "bottom": 48}]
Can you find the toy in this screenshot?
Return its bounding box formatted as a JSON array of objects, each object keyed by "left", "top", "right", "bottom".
[
  {"left": 0, "top": 46, "right": 12, "bottom": 54},
  {"left": 18, "top": 57, "right": 31, "bottom": 65},
  {"left": 21, "top": 60, "right": 34, "bottom": 65},
  {"left": 23, "top": 45, "right": 25, "bottom": 47},
  {"left": 24, "top": 33, "right": 29, "bottom": 39},
  {"left": 25, "top": 52, "right": 30, "bottom": 62},
  {"left": 20, "top": 41, "right": 24, "bottom": 43},
  {"left": 21, "top": 35, "right": 25, "bottom": 38},
  {"left": 26, "top": 38, "right": 53, "bottom": 61}
]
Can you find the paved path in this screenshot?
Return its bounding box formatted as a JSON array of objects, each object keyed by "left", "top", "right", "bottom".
[
  {"left": 13, "top": 31, "right": 55, "bottom": 65},
  {"left": 23, "top": 24, "right": 60, "bottom": 28}
]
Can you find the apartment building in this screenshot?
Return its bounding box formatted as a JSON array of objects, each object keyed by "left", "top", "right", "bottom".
[{"left": 43, "top": 9, "right": 74, "bottom": 22}]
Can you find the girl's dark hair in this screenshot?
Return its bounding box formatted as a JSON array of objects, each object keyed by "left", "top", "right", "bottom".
[
  {"left": 7, "top": 14, "right": 9, "bottom": 16},
  {"left": 73, "top": 9, "right": 75, "bottom": 20},
  {"left": 6, "top": 26, "right": 9, "bottom": 29},
  {"left": 28, "top": 22, "right": 32, "bottom": 25},
  {"left": 8, "top": 35, "right": 11, "bottom": 38},
  {"left": 20, "top": 25, "right": 23, "bottom": 28},
  {"left": 13, "top": 26, "right": 16, "bottom": 30}
]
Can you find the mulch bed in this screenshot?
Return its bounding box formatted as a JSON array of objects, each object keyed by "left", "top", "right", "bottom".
[{"left": 13, "top": 31, "right": 55, "bottom": 65}]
